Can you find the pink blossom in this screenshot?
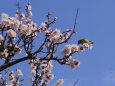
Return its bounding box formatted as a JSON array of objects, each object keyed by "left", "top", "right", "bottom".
[
  {"left": 14, "top": 45, "right": 22, "bottom": 54},
  {"left": 45, "top": 74, "right": 54, "bottom": 82},
  {"left": 71, "top": 44, "right": 79, "bottom": 53},
  {"left": 28, "top": 77, "right": 33, "bottom": 82},
  {"left": 8, "top": 71, "right": 15, "bottom": 80},
  {"left": 47, "top": 61, "right": 53, "bottom": 70},
  {"left": 51, "top": 29, "right": 60, "bottom": 36},
  {"left": 7, "top": 29, "right": 16, "bottom": 38},
  {"left": 21, "top": 13, "right": 26, "bottom": 19},
  {"left": 0, "top": 49, "right": 8, "bottom": 58},
  {"left": 28, "top": 11, "right": 32, "bottom": 17},
  {"left": 54, "top": 79, "right": 64, "bottom": 86},
  {"left": 31, "top": 69, "right": 36, "bottom": 76},
  {"left": 15, "top": 69, "right": 23, "bottom": 77},
  {"left": 78, "top": 46, "right": 85, "bottom": 52},
  {"left": 0, "top": 35, "right": 3, "bottom": 42},
  {"left": 0, "top": 74, "right": 2, "bottom": 78},
  {"left": 1, "top": 13, "right": 9, "bottom": 18},
  {"left": 28, "top": 5, "right": 31, "bottom": 10},
  {"left": 69, "top": 59, "right": 80, "bottom": 70},
  {"left": 61, "top": 45, "right": 72, "bottom": 56},
  {"left": 40, "top": 22, "right": 47, "bottom": 28}
]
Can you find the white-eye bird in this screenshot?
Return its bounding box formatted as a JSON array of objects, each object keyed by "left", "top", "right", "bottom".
[{"left": 78, "top": 38, "right": 93, "bottom": 45}]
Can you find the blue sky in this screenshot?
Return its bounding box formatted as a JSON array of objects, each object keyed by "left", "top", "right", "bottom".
[{"left": 0, "top": 0, "right": 115, "bottom": 86}]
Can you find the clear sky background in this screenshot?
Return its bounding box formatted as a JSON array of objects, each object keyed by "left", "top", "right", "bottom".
[{"left": 0, "top": 0, "right": 115, "bottom": 86}]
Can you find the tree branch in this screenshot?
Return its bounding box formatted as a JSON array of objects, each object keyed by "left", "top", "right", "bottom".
[{"left": 0, "top": 56, "right": 29, "bottom": 72}]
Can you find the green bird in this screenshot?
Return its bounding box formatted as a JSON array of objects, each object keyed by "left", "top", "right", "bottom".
[{"left": 78, "top": 38, "right": 93, "bottom": 45}]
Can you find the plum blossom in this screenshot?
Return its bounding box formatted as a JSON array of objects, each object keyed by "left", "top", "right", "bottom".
[
  {"left": 8, "top": 71, "right": 15, "bottom": 80},
  {"left": 28, "top": 77, "right": 33, "bottom": 82},
  {"left": 0, "top": 14, "right": 20, "bottom": 29},
  {"left": 28, "top": 5, "right": 31, "bottom": 10},
  {"left": 15, "top": 69, "right": 23, "bottom": 77},
  {"left": 51, "top": 29, "right": 60, "bottom": 36},
  {"left": 1, "top": 13, "right": 9, "bottom": 18},
  {"left": 0, "top": 35, "right": 3, "bottom": 42},
  {"left": 21, "top": 13, "right": 26, "bottom": 19},
  {"left": 40, "top": 60, "right": 48, "bottom": 71},
  {"left": 65, "top": 32, "right": 70, "bottom": 39},
  {"left": 17, "top": 21, "right": 37, "bottom": 36},
  {"left": 78, "top": 46, "right": 85, "bottom": 52},
  {"left": 61, "top": 44, "right": 80, "bottom": 56},
  {"left": 9, "top": 17, "right": 20, "bottom": 27},
  {"left": 40, "top": 22, "right": 47, "bottom": 28},
  {"left": 61, "top": 45, "right": 72, "bottom": 56},
  {"left": 47, "top": 61, "right": 53, "bottom": 70},
  {"left": 7, "top": 29, "right": 16, "bottom": 38},
  {"left": 71, "top": 44, "right": 79, "bottom": 53},
  {"left": 28, "top": 11, "right": 32, "bottom": 17},
  {"left": 31, "top": 69, "right": 36, "bottom": 76},
  {"left": 0, "top": 74, "right": 2, "bottom": 78},
  {"left": 54, "top": 79, "right": 64, "bottom": 86},
  {"left": 1, "top": 18, "right": 10, "bottom": 28},
  {"left": 6, "top": 81, "right": 14, "bottom": 86},
  {"left": 69, "top": 59, "right": 80, "bottom": 70},
  {"left": 45, "top": 74, "right": 54, "bottom": 82},
  {"left": 14, "top": 45, "right": 22, "bottom": 54},
  {"left": 0, "top": 49, "right": 9, "bottom": 58},
  {"left": 28, "top": 58, "right": 40, "bottom": 70},
  {"left": 49, "top": 29, "right": 65, "bottom": 43}
]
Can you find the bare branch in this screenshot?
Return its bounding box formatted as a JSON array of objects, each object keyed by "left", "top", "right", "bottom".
[{"left": 73, "top": 80, "right": 79, "bottom": 86}]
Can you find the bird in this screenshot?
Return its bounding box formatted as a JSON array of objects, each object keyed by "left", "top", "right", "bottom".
[{"left": 78, "top": 38, "right": 93, "bottom": 45}]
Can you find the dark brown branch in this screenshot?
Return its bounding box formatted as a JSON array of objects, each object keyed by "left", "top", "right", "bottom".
[{"left": 0, "top": 56, "right": 28, "bottom": 72}]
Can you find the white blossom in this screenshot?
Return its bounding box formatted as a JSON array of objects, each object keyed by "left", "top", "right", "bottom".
[
  {"left": 21, "top": 13, "right": 26, "bottom": 19},
  {"left": 15, "top": 69, "right": 23, "bottom": 77},
  {"left": 8, "top": 71, "right": 15, "bottom": 80},
  {"left": 28, "top": 77, "right": 33, "bottom": 82},
  {"left": 69, "top": 59, "right": 80, "bottom": 70},
  {"left": 28, "top": 5, "right": 31, "bottom": 10},
  {"left": 6, "top": 81, "right": 13, "bottom": 86},
  {"left": 0, "top": 35, "right": 3, "bottom": 42},
  {"left": 31, "top": 69, "right": 36, "bottom": 76},
  {"left": 1, "top": 13, "right": 9, "bottom": 18},
  {"left": 45, "top": 74, "right": 54, "bottom": 82},
  {"left": 0, "top": 49, "right": 8, "bottom": 58},
  {"left": 7, "top": 29, "right": 16, "bottom": 38},
  {"left": 40, "top": 22, "right": 47, "bottom": 28},
  {"left": 61, "top": 45, "right": 72, "bottom": 56},
  {"left": 54, "top": 79, "right": 64, "bottom": 86},
  {"left": 28, "top": 11, "right": 32, "bottom": 17},
  {"left": 71, "top": 44, "right": 79, "bottom": 53}
]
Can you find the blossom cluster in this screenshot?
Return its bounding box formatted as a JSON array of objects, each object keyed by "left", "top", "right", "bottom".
[
  {"left": 0, "top": 69, "right": 23, "bottom": 86},
  {"left": 61, "top": 43, "right": 92, "bottom": 69},
  {"left": 28, "top": 59, "right": 54, "bottom": 85},
  {"left": 46, "top": 29, "right": 71, "bottom": 43},
  {"left": 61, "top": 43, "right": 92, "bottom": 56},
  {"left": 0, "top": 43, "right": 22, "bottom": 59},
  {"left": 0, "top": 13, "right": 20, "bottom": 30},
  {"left": 61, "top": 44, "right": 81, "bottom": 56}
]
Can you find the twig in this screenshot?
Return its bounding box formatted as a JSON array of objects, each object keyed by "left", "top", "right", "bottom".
[
  {"left": 73, "top": 80, "right": 79, "bottom": 86},
  {"left": 55, "top": 8, "right": 79, "bottom": 45}
]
